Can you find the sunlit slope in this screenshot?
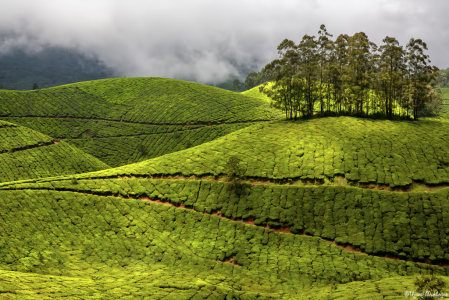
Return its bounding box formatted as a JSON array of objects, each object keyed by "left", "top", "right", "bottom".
[
  {"left": 0, "top": 120, "right": 109, "bottom": 183},
  {"left": 79, "top": 117, "right": 449, "bottom": 187},
  {"left": 0, "top": 77, "right": 282, "bottom": 124},
  {"left": 6, "top": 177, "right": 449, "bottom": 264},
  {"left": 241, "top": 84, "right": 272, "bottom": 103},
  {"left": 0, "top": 188, "right": 446, "bottom": 299}
]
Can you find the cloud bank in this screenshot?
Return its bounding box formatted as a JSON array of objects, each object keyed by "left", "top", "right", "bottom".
[{"left": 0, "top": 0, "right": 448, "bottom": 84}]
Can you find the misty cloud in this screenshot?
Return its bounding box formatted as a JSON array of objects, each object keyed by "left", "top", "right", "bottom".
[{"left": 0, "top": 0, "right": 448, "bottom": 84}]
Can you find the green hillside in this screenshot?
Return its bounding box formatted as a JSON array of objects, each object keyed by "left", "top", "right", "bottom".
[
  {"left": 0, "top": 120, "right": 109, "bottom": 183},
  {"left": 5, "top": 174, "right": 449, "bottom": 265},
  {"left": 0, "top": 187, "right": 447, "bottom": 299},
  {"left": 72, "top": 117, "right": 449, "bottom": 188},
  {"left": 0, "top": 77, "right": 282, "bottom": 166},
  {"left": 1, "top": 78, "right": 449, "bottom": 299},
  {"left": 0, "top": 120, "right": 53, "bottom": 152},
  {"left": 0, "top": 77, "right": 281, "bottom": 123}
]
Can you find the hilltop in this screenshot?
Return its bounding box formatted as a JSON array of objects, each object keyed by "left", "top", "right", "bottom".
[{"left": 0, "top": 77, "right": 281, "bottom": 123}]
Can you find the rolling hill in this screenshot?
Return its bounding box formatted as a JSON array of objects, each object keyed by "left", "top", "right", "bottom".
[
  {"left": 65, "top": 116, "right": 449, "bottom": 188},
  {"left": 0, "top": 78, "right": 448, "bottom": 299},
  {"left": 0, "top": 120, "right": 109, "bottom": 183},
  {"left": 0, "top": 77, "right": 282, "bottom": 167}
]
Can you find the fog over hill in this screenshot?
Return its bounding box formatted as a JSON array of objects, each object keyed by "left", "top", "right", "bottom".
[{"left": 0, "top": 0, "right": 448, "bottom": 87}]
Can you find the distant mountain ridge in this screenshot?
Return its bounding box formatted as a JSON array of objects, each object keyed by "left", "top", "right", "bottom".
[{"left": 0, "top": 46, "right": 115, "bottom": 90}]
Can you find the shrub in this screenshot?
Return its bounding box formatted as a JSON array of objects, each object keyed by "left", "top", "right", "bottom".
[{"left": 225, "top": 156, "right": 244, "bottom": 181}]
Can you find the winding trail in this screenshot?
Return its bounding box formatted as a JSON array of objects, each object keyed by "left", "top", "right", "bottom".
[
  {"left": 2, "top": 178, "right": 448, "bottom": 267},
  {"left": 116, "top": 174, "right": 449, "bottom": 194},
  {"left": 131, "top": 194, "right": 448, "bottom": 268}
]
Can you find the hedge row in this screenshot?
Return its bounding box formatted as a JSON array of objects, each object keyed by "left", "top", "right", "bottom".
[
  {"left": 66, "top": 123, "right": 251, "bottom": 167},
  {"left": 100, "top": 117, "right": 449, "bottom": 187},
  {"left": 0, "top": 142, "right": 110, "bottom": 183},
  {"left": 10, "top": 178, "right": 449, "bottom": 263},
  {"left": 0, "top": 77, "right": 282, "bottom": 125},
  {"left": 0, "top": 189, "right": 445, "bottom": 299}
]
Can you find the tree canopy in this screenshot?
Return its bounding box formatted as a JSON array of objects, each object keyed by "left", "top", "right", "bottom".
[{"left": 248, "top": 25, "right": 440, "bottom": 120}]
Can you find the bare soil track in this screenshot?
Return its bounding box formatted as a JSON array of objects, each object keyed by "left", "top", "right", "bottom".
[{"left": 137, "top": 195, "right": 449, "bottom": 268}]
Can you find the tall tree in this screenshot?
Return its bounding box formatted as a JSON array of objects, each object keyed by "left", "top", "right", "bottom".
[
  {"left": 317, "top": 24, "right": 333, "bottom": 114},
  {"left": 297, "top": 34, "right": 319, "bottom": 116},
  {"left": 406, "top": 38, "right": 439, "bottom": 120},
  {"left": 32, "top": 83, "right": 39, "bottom": 90},
  {"left": 276, "top": 38, "right": 301, "bottom": 119},
  {"left": 323, "top": 40, "right": 336, "bottom": 113},
  {"left": 333, "top": 34, "right": 349, "bottom": 114},
  {"left": 346, "top": 32, "right": 374, "bottom": 116},
  {"left": 379, "top": 36, "right": 406, "bottom": 118}
]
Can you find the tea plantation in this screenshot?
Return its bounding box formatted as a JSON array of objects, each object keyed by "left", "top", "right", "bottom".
[
  {"left": 0, "top": 78, "right": 282, "bottom": 166},
  {"left": 0, "top": 77, "right": 282, "bottom": 123},
  {"left": 71, "top": 117, "right": 449, "bottom": 188},
  {"left": 0, "top": 188, "right": 447, "bottom": 299},
  {"left": 0, "top": 78, "right": 448, "bottom": 299},
  {"left": 0, "top": 120, "right": 109, "bottom": 183}
]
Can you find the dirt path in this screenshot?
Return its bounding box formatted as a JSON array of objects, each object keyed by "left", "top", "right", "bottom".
[
  {"left": 3, "top": 183, "right": 447, "bottom": 268},
  {"left": 118, "top": 174, "right": 449, "bottom": 194},
  {"left": 138, "top": 196, "right": 449, "bottom": 268}
]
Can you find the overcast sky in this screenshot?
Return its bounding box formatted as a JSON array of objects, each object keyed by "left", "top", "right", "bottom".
[{"left": 0, "top": 0, "right": 448, "bottom": 84}]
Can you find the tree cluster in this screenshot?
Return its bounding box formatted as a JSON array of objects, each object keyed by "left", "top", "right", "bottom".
[
  {"left": 244, "top": 70, "right": 269, "bottom": 90},
  {"left": 250, "top": 25, "right": 440, "bottom": 120}
]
